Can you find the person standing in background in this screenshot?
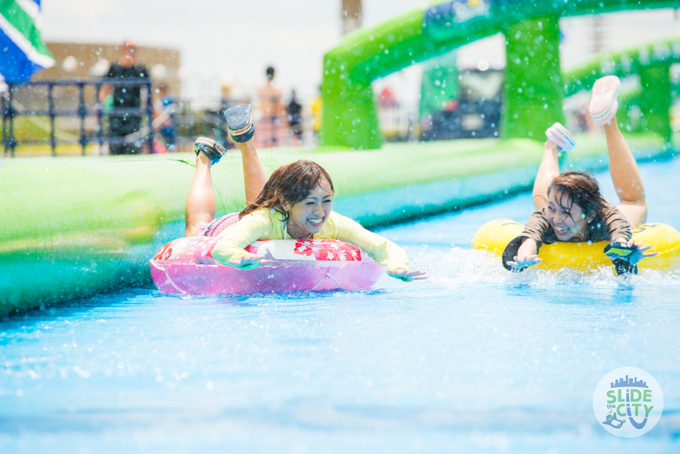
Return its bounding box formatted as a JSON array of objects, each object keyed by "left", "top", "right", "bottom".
[
  {"left": 99, "top": 40, "right": 149, "bottom": 155},
  {"left": 153, "top": 83, "right": 177, "bottom": 152},
  {"left": 310, "top": 85, "right": 323, "bottom": 141},
  {"left": 257, "top": 66, "right": 285, "bottom": 147},
  {"left": 286, "top": 89, "right": 303, "bottom": 146}
]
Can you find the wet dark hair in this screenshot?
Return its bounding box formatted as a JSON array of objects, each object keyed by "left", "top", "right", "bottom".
[
  {"left": 266, "top": 66, "right": 275, "bottom": 79},
  {"left": 547, "top": 170, "right": 607, "bottom": 221},
  {"left": 239, "top": 160, "right": 334, "bottom": 220}
]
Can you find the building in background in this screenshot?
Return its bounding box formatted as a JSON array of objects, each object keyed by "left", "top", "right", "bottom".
[
  {"left": 12, "top": 42, "right": 182, "bottom": 112},
  {"left": 3, "top": 42, "right": 182, "bottom": 155},
  {"left": 39, "top": 42, "right": 181, "bottom": 92},
  {"left": 341, "top": 0, "right": 362, "bottom": 35}
]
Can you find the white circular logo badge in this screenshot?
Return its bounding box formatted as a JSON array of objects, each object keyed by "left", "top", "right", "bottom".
[{"left": 593, "top": 367, "right": 664, "bottom": 438}]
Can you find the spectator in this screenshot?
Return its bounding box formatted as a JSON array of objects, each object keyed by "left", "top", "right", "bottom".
[
  {"left": 257, "top": 66, "right": 285, "bottom": 147},
  {"left": 286, "top": 89, "right": 303, "bottom": 146},
  {"left": 99, "top": 39, "right": 149, "bottom": 155},
  {"left": 153, "top": 83, "right": 177, "bottom": 152},
  {"left": 310, "top": 86, "right": 323, "bottom": 139}
]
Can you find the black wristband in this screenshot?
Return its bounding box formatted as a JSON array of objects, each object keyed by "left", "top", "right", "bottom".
[{"left": 612, "top": 258, "right": 638, "bottom": 276}]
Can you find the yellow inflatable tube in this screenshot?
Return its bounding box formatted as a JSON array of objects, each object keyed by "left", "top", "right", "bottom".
[{"left": 472, "top": 219, "right": 680, "bottom": 272}]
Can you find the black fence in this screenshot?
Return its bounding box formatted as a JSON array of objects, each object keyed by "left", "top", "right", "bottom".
[
  {"left": 1, "top": 78, "right": 153, "bottom": 157},
  {"left": 1, "top": 78, "right": 510, "bottom": 158}
]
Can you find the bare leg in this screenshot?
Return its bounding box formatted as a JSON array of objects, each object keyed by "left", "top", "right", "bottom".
[
  {"left": 532, "top": 141, "right": 560, "bottom": 211},
  {"left": 185, "top": 152, "right": 216, "bottom": 237},
  {"left": 237, "top": 138, "right": 268, "bottom": 203},
  {"left": 604, "top": 120, "right": 647, "bottom": 227}
]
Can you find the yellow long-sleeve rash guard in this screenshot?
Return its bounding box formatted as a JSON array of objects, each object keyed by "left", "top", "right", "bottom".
[{"left": 211, "top": 208, "right": 409, "bottom": 271}]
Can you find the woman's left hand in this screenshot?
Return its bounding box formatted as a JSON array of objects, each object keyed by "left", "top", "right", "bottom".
[
  {"left": 228, "top": 253, "right": 273, "bottom": 269},
  {"left": 608, "top": 239, "right": 658, "bottom": 265},
  {"left": 388, "top": 268, "right": 429, "bottom": 282}
]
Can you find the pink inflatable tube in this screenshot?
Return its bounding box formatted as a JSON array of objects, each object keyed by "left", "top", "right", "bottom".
[{"left": 150, "top": 237, "right": 385, "bottom": 296}]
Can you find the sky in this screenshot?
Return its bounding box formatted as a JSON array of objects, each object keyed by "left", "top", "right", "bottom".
[{"left": 41, "top": 1, "right": 680, "bottom": 105}]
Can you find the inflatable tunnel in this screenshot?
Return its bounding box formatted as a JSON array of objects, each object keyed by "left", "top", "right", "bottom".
[{"left": 320, "top": 0, "right": 680, "bottom": 149}]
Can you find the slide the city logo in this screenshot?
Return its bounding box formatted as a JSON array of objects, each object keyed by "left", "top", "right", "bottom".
[{"left": 593, "top": 367, "right": 664, "bottom": 437}]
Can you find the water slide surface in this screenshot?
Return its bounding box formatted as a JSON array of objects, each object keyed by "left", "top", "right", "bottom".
[{"left": 1, "top": 134, "right": 670, "bottom": 317}]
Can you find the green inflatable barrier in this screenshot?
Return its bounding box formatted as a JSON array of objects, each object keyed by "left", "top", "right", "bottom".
[
  {"left": 320, "top": 0, "right": 679, "bottom": 150},
  {"left": 0, "top": 134, "right": 670, "bottom": 317}
]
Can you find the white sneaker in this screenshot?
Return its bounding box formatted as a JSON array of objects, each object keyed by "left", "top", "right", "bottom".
[
  {"left": 545, "top": 122, "right": 575, "bottom": 152},
  {"left": 589, "top": 75, "right": 621, "bottom": 125}
]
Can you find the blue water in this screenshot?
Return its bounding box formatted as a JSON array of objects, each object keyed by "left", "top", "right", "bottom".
[{"left": 1, "top": 158, "right": 679, "bottom": 453}]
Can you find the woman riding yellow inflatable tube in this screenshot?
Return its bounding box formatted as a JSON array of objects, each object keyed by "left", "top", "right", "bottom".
[{"left": 472, "top": 219, "right": 680, "bottom": 273}]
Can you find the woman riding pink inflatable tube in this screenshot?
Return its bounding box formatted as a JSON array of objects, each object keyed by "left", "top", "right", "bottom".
[{"left": 151, "top": 104, "right": 427, "bottom": 295}]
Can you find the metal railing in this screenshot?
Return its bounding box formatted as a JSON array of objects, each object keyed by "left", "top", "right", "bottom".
[
  {"left": 1, "top": 78, "right": 153, "bottom": 157},
  {"left": 2, "top": 81, "right": 506, "bottom": 156}
]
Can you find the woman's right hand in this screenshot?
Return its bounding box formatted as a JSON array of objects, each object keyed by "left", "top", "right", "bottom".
[
  {"left": 506, "top": 237, "right": 541, "bottom": 271},
  {"left": 507, "top": 255, "right": 542, "bottom": 271},
  {"left": 228, "top": 253, "right": 273, "bottom": 269}
]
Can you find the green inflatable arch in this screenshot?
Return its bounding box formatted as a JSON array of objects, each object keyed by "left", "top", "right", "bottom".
[{"left": 320, "top": 0, "right": 680, "bottom": 149}]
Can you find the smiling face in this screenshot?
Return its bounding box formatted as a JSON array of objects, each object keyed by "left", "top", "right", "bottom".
[
  {"left": 283, "top": 178, "right": 333, "bottom": 238},
  {"left": 545, "top": 190, "right": 591, "bottom": 241}
]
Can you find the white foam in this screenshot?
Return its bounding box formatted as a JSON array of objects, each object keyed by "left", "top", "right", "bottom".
[{"left": 405, "top": 246, "right": 680, "bottom": 289}]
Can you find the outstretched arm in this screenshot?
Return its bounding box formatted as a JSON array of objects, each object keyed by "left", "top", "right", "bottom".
[
  {"left": 605, "top": 239, "right": 657, "bottom": 266},
  {"left": 211, "top": 210, "right": 274, "bottom": 269},
  {"left": 502, "top": 212, "right": 552, "bottom": 272},
  {"left": 331, "top": 213, "right": 428, "bottom": 281},
  {"left": 505, "top": 237, "right": 542, "bottom": 271}
]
